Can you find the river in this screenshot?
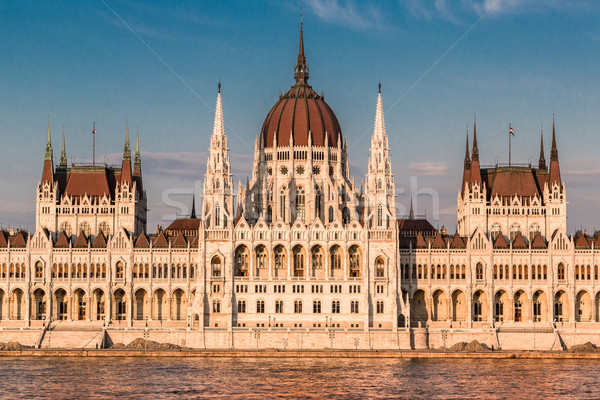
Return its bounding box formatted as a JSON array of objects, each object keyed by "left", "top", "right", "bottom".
[{"left": 1, "top": 357, "right": 599, "bottom": 399}]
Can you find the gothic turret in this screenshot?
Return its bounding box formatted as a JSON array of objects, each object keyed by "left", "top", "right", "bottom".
[
  {"left": 41, "top": 118, "right": 54, "bottom": 184},
  {"left": 202, "top": 83, "right": 234, "bottom": 228},
  {"left": 549, "top": 118, "right": 561, "bottom": 188},
  {"left": 469, "top": 117, "right": 482, "bottom": 186},
  {"left": 121, "top": 120, "right": 132, "bottom": 185},
  {"left": 59, "top": 130, "right": 67, "bottom": 169},
  {"left": 538, "top": 128, "right": 546, "bottom": 170},
  {"left": 461, "top": 130, "right": 470, "bottom": 194},
  {"left": 365, "top": 83, "right": 396, "bottom": 227}
]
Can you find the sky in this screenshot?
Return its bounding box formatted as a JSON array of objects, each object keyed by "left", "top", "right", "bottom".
[{"left": 1, "top": 0, "right": 600, "bottom": 234}]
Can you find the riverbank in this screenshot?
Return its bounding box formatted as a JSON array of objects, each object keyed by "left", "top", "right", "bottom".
[{"left": 2, "top": 349, "right": 600, "bottom": 358}]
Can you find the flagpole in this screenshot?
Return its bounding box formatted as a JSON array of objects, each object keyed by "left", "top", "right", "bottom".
[
  {"left": 93, "top": 122, "right": 96, "bottom": 166},
  {"left": 509, "top": 123, "right": 511, "bottom": 167}
]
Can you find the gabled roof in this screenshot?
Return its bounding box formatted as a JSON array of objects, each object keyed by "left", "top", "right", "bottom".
[
  {"left": 189, "top": 235, "right": 199, "bottom": 248},
  {"left": 165, "top": 218, "right": 200, "bottom": 235},
  {"left": 0, "top": 231, "right": 7, "bottom": 247},
  {"left": 134, "top": 232, "right": 150, "bottom": 248},
  {"left": 512, "top": 232, "right": 528, "bottom": 249},
  {"left": 92, "top": 232, "right": 107, "bottom": 248},
  {"left": 450, "top": 233, "right": 466, "bottom": 249},
  {"left": 416, "top": 233, "right": 428, "bottom": 249},
  {"left": 11, "top": 231, "right": 27, "bottom": 247},
  {"left": 531, "top": 232, "right": 547, "bottom": 249},
  {"left": 494, "top": 234, "right": 509, "bottom": 249},
  {"left": 574, "top": 232, "right": 592, "bottom": 249},
  {"left": 172, "top": 233, "right": 187, "bottom": 248},
  {"left": 153, "top": 232, "right": 168, "bottom": 248},
  {"left": 54, "top": 231, "right": 70, "bottom": 248},
  {"left": 73, "top": 231, "right": 88, "bottom": 248},
  {"left": 431, "top": 232, "right": 446, "bottom": 249}
]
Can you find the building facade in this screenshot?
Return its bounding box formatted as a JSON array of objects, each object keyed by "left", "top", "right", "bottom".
[{"left": 0, "top": 24, "right": 598, "bottom": 349}]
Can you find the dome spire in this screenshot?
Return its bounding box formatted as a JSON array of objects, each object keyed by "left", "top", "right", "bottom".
[{"left": 294, "top": 10, "right": 309, "bottom": 85}]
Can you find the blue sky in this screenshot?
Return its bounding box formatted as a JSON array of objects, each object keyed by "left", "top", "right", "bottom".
[{"left": 1, "top": 0, "right": 600, "bottom": 233}]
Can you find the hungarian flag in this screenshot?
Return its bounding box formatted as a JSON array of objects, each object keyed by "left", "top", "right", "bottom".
[
  {"left": 92, "top": 123, "right": 95, "bottom": 134},
  {"left": 509, "top": 126, "right": 515, "bottom": 136}
]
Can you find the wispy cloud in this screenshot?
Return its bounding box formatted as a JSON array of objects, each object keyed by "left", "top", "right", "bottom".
[
  {"left": 402, "top": 0, "right": 596, "bottom": 23},
  {"left": 302, "top": 0, "right": 385, "bottom": 30},
  {"left": 407, "top": 162, "right": 450, "bottom": 176}
]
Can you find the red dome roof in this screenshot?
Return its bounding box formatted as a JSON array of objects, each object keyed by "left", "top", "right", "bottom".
[
  {"left": 260, "top": 85, "right": 341, "bottom": 148},
  {"left": 260, "top": 22, "right": 342, "bottom": 148}
]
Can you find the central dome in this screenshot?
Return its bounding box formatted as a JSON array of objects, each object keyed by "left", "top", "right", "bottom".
[{"left": 260, "top": 23, "right": 341, "bottom": 148}]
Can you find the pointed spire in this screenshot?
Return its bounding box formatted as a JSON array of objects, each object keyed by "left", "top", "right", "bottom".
[
  {"left": 59, "top": 129, "right": 67, "bottom": 168},
  {"left": 293, "top": 11, "right": 309, "bottom": 85},
  {"left": 373, "top": 83, "right": 386, "bottom": 140},
  {"left": 464, "top": 129, "right": 471, "bottom": 169},
  {"left": 538, "top": 126, "right": 546, "bottom": 170},
  {"left": 133, "top": 130, "right": 142, "bottom": 173},
  {"left": 471, "top": 115, "right": 479, "bottom": 162},
  {"left": 44, "top": 116, "right": 53, "bottom": 161},
  {"left": 123, "top": 118, "right": 131, "bottom": 160},
  {"left": 409, "top": 196, "right": 415, "bottom": 220},
  {"left": 549, "top": 116, "right": 561, "bottom": 187},
  {"left": 213, "top": 82, "right": 225, "bottom": 137},
  {"left": 551, "top": 117, "right": 558, "bottom": 161},
  {"left": 190, "top": 195, "right": 197, "bottom": 219}
]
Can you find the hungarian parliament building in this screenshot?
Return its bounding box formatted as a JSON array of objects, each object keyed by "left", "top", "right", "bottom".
[{"left": 0, "top": 24, "right": 597, "bottom": 349}]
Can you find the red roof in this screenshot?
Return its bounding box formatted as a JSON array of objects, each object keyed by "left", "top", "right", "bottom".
[
  {"left": 0, "top": 231, "right": 7, "bottom": 247},
  {"left": 431, "top": 232, "right": 446, "bottom": 248},
  {"left": 55, "top": 231, "right": 70, "bottom": 248},
  {"left": 92, "top": 233, "right": 107, "bottom": 248},
  {"left": 165, "top": 218, "right": 200, "bottom": 235},
  {"left": 74, "top": 232, "right": 88, "bottom": 248},
  {"left": 531, "top": 232, "right": 547, "bottom": 249},
  {"left": 574, "top": 232, "right": 592, "bottom": 249},
  {"left": 416, "top": 233, "right": 427, "bottom": 249},
  {"left": 135, "top": 233, "right": 150, "bottom": 248},
  {"left": 11, "top": 231, "right": 27, "bottom": 247},
  {"left": 512, "top": 232, "right": 528, "bottom": 249},
  {"left": 494, "top": 234, "right": 509, "bottom": 249},
  {"left": 64, "top": 166, "right": 112, "bottom": 198},
  {"left": 397, "top": 219, "right": 436, "bottom": 234},
  {"left": 153, "top": 232, "right": 168, "bottom": 248},
  {"left": 172, "top": 233, "right": 187, "bottom": 248},
  {"left": 450, "top": 233, "right": 466, "bottom": 249},
  {"left": 260, "top": 83, "right": 341, "bottom": 148}
]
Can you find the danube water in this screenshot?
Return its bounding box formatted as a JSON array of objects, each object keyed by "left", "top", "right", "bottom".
[{"left": 1, "top": 357, "right": 600, "bottom": 399}]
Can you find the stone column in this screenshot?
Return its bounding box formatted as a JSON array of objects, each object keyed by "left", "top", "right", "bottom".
[
  {"left": 25, "top": 288, "right": 31, "bottom": 325},
  {"left": 167, "top": 296, "right": 172, "bottom": 320},
  {"left": 87, "top": 296, "right": 92, "bottom": 321}
]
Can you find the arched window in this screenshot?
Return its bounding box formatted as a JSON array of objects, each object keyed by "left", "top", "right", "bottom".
[
  {"left": 237, "top": 300, "right": 246, "bottom": 313},
  {"left": 279, "top": 187, "right": 286, "bottom": 220},
  {"left": 557, "top": 263, "right": 566, "bottom": 280},
  {"left": 116, "top": 261, "right": 124, "bottom": 279},
  {"left": 315, "top": 189, "right": 322, "bottom": 220},
  {"left": 59, "top": 222, "right": 72, "bottom": 237},
  {"left": 330, "top": 247, "right": 342, "bottom": 271},
  {"left": 529, "top": 223, "right": 541, "bottom": 241},
  {"left": 293, "top": 247, "right": 305, "bottom": 277},
  {"left": 313, "top": 300, "right": 321, "bottom": 313},
  {"left": 376, "top": 258, "right": 385, "bottom": 278},
  {"left": 377, "top": 204, "right": 383, "bottom": 227},
  {"left": 294, "top": 300, "right": 303, "bottom": 313},
  {"left": 311, "top": 247, "right": 323, "bottom": 269},
  {"left": 215, "top": 204, "right": 221, "bottom": 227},
  {"left": 510, "top": 223, "right": 521, "bottom": 241},
  {"left": 256, "top": 300, "right": 265, "bottom": 313},
  {"left": 212, "top": 300, "right": 221, "bottom": 313},
  {"left": 79, "top": 222, "right": 91, "bottom": 236},
  {"left": 376, "top": 300, "right": 384, "bottom": 314},
  {"left": 349, "top": 246, "right": 361, "bottom": 277},
  {"left": 275, "top": 300, "right": 283, "bottom": 313},
  {"left": 332, "top": 300, "right": 340, "bottom": 314},
  {"left": 274, "top": 247, "right": 285, "bottom": 269},
  {"left": 351, "top": 300, "right": 359, "bottom": 313},
  {"left": 35, "top": 261, "right": 43, "bottom": 279},
  {"left": 342, "top": 207, "right": 350, "bottom": 224},
  {"left": 296, "top": 186, "right": 305, "bottom": 221},
  {"left": 329, "top": 206, "right": 334, "bottom": 222},
  {"left": 255, "top": 247, "right": 267, "bottom": 269},
  {"left": 476, "top": 262, "right": 484, "bottom": 280},
  {"left": 490, "top": 223, "right": 501, "bottom": 240},
  {"left": 211, "top": 257, "right": 222, "bottom": 277},
  {"left": 98, "top": 222, "right": 110, "bottom": 236}
]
